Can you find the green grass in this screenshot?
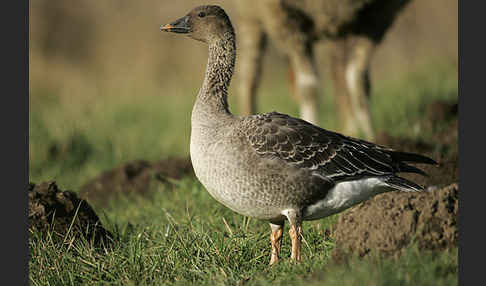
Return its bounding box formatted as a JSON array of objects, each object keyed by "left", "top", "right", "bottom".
[
  {"left": 371, "top": 61, "right": 458, "bottom": 139},
  {"left": 29, "top": 62, "right": 458, "bottom": 285},
  {"left": 29, "top": 180, "right": 458, "bottom": 285},
  {"left": 29, "top": 178, "right": 338, "bottom": 285}
]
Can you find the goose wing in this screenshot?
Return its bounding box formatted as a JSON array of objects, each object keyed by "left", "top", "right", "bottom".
[{"left": 243, "top": 112, "right": 436, "bottom": 182}]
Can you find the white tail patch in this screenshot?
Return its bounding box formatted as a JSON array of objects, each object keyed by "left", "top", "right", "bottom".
[{"left": 303, "top": 177, "right": 390, "bottom": 220}]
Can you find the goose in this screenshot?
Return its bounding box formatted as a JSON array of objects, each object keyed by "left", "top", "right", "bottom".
[{"left": 160, "top": 5, "right": 436, "bottom": 265}]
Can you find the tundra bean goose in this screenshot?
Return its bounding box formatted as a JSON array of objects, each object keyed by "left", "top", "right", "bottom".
[{"left": 161, "top": 5, "right": 436, "bottom": 265}]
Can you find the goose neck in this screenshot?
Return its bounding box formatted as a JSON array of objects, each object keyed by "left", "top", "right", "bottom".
[{"left": 195, "top": 31, "right": 236, "bottom": 116}]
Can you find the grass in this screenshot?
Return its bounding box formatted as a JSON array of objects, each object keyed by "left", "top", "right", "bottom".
[
  {"left": 29, "top": 61, "right": 458, "bottom": 285},
  {"left": 29, "top": 179, "right": 458, "bottom": 285}
]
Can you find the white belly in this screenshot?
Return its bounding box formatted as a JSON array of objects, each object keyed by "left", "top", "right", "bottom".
[{"left": 303, "top": 178, "right": 390, "bottom": 220}]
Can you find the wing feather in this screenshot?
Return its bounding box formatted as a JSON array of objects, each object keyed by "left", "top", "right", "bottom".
[{"left": 243, "top": 112, "right": 435, "bottom": 183}]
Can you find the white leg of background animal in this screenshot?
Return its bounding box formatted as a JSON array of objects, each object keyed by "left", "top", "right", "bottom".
[
  {"left": 257, "top": 0, "right": 320, "bottom": 125},
  {"left": 288, "top": 50, "right": 320, "bottom": 125},
  {"left": 329, "top": 39, "right": 359, "bottom": 137},
  {"left": 345, "top": 36, "right": 376, "bottom": 141},
  {"left": 236, "top": 6, "right": 267, "bottom": 116},
  {"left": 329, "top": 37, "right": 376, "bottom": 140}
]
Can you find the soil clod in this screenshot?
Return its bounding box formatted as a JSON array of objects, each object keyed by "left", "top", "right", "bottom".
[
  {"left": 79, "top": 157, "right": 194, "bottom": 207},
  {"left": 29, "top": 181, "right": 112, "bottom": 245},
  {"left": 332, "top": 183, "right": 458, "bottom": 259}
]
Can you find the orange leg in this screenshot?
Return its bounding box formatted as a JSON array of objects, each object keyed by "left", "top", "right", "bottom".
[
  {"left": 283, "top": 209, "right": 303, "bottom": 262},
  {"left": 269, "top": 223, "right": 284, "bottom": 265},
  {"left": 289, "top": 224, "right": 302, "bottom": 262}
]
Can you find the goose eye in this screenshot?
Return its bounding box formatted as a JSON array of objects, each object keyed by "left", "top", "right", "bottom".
[{"left": 198, "top": 12, "right": 206, "bottom": 18}]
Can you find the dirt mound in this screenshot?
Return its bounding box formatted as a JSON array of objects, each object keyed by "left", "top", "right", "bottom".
[
  {"left": 332, "top": 183, "right": 458, "bottom": 259},
  {"left": 79, "top": 157, "right": 194, "bottom": 207},
  {"left": 376, "top": 131, "right": 458, "bottom": 189},
  {"left": 425, "top": 100, "right": 458, "bottom": 128},
  {"left": 376, "top": 99, "right": 458, "bottom": 189},
  {"left": 29, "top": 181, "right": 112, "bottom": 245}
]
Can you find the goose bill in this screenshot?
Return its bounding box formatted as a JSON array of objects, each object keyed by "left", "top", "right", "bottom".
[{"left": 160, "top": 16, "right": 190, "bottom": 34}]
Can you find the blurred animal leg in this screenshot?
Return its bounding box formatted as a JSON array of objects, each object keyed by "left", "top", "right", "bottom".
[
  {"left": 237, "top": 17, "right": 267, "bottom": 116},
  {"left": 288, "top": 64, "right": 297, "bottom": 101},
  {"left": 345, "top": 36, "right": 376, "bottom": 140},
  {"left": 258, "top": 0, "right": 319, "bottom": 125},
  {"left": 289, "top": 48, "right": 320, "bottom": 125},
  {"left": 329, "top": 39, "right": 358, "bottom": 136},
  {"left": 269, "top": 222, "right": 284, "bottom": 265}
]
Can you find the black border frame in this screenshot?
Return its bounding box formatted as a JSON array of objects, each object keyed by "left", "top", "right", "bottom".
[
  {"left": 19, "top": 0, "right": 468, "bottom": 284},
  {"left": 3, "top": 0, "right": 29, "bottom": 284}
]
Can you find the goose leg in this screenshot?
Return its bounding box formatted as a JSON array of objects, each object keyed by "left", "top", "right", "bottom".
[
  {"left": 269, "top": 222, "right": 284, "bottom": 265},
  {"left": 284, "top": 209, "right": 303, "bottom": 262},
  {"left": 289, "top": 224, "right": 302, "bottom": 262}
]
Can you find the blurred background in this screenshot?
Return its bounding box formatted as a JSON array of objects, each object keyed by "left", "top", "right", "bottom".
[{"left": 29, "top": 0, "right": 458, "bottom": 190}]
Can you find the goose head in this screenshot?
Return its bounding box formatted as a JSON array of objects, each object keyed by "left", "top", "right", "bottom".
[{"left": 160, "top": 5, "right": 233, "bottom": 44}]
